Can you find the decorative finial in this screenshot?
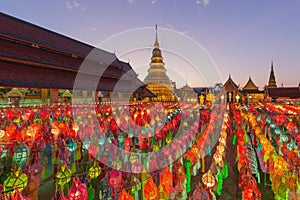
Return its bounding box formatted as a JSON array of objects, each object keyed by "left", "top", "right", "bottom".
[
  {"left": 154, "top": 24, "right": 159, "bottom": 47},
  {"left": 271, "top": 61, "right": 274, "bottom": 71}
]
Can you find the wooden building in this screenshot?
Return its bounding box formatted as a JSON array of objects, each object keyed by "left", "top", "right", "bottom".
[{"left": 0, "top": 13, "right": 152, "bottom": 105}]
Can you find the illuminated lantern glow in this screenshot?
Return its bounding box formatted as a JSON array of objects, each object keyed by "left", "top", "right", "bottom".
[
  {"left": 88, "top": 162, "right": 101, "bottom": 179},
  {"left": 68, "top": 176, "right": 88, "bottom": 200},
  {"left": 160, "top": 167, "right": 173, "bottom": 195},
  {"left": 144, "top": 177, "right": 158, "bottom": 200},
  {"left": 184, "top": 158, "right": 192, "bottom": 193},
  {"left": 4, "top": 169, "right": 28, "bottom": 193},
  {"left": 56, "top": 165, "right": 72, "bottom": 186},
  {"left": 202, "top": 170, "right": 215, "bottom": 188},
  {"left": 13, "top": 143, "right": 30, "bottom": 167},
  {"left": 109, "top": 170, "right": 122, "bottom": 187},
  {"left": 0, "top": 129, "right": 5, "bottom": 139},
  {"left": 118, "top": 189, "right": 134, "bottom": 200},
  {"left": 51, "top": 125, "right": 60, "bottom": 140}
]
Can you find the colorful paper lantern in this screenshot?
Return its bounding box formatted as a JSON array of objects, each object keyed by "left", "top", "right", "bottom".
[
  {"left": 13, "top": 143, "right": 30, "bottom": 166},
  {"left": 68, "top": 176, "right": 88, "bottom": 200},
  {"left": 56, "top": 165, "right": 72, "bottom": 186},
  {"left": 202, "top": 170, "right": 215, "bottom": 188},
  {"left": 144, "top": 177, "right": 158, "bottom": 200},
  {"left": 4, "top": 169, "right": 28, "bottom": 193},
  {"left": 88, "top": 162, "right": 101, "bottom": 179},
  {"left": 118, "top": 189, "right": 134, "bottom": 200}
]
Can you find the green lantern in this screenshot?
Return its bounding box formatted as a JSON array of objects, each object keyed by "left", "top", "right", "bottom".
[
  {"left": 88, "top": 162, "right": 101, "bottom": 179},
  {"left": 184, "top": 158, "right": 192, "bottom": 193},
  {"left": 56, "top": 165, "right": 72, "bottom": 186},
  {"left": 4, "top": 169, "right": 28, "bottom": 193},
  {"left": 13, "top": 143, "right": 30, "bottom": 167}
]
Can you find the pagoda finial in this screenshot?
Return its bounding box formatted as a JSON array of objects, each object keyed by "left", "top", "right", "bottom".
[
  {"left": 271, "top": 61, "right": 274, "bottom": 71},
  {"left": 268, "top": 61, "right": 277, "bottom": 88},
  {"left": 154, "top": 24, "right": 159, "bottom": 47}
]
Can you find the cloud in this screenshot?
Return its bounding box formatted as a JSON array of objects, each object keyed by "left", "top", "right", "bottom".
[
  {"left": 151, "top": 0, "right": 158, "bottom": 4},
  {"left": 196, "top": 0, "right": 211, "bottom": 6},
  {"left": 128, "top": 0, "right": 136, "bottom": 4},
  {"left": 203, "top": 0, "right": 210, "bottom": 6},
  {"left": 65, "top": 0, "right": 86, "bottom": 10}
]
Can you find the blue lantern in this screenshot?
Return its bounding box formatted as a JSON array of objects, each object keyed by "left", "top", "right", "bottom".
[{"left": 66, "top": 137, "right": 77, "bottom": 164}]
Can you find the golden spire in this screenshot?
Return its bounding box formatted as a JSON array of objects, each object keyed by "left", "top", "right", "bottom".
[
  {"left": 154, "top": 23, "right": 159, "bottom": 47},
  {"left": 268, "top": 61, "right": 277, "bottom": 88},
  {"left": 150, "top": 24, "right": 165, "bottom": 66}
]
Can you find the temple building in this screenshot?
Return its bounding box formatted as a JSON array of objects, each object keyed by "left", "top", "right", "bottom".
[
  {"left": 222, "top": 62, "right": 299, "bottom": 103},
  {"left": 223, "top": 75, "right": 243, "bottom": 103},
  {"left": 242, "top": 76, "right": 264, "bottom": 102},
  {"left": 265, "top": 63, "right": 300, "bottom": 99},
  {"left": 0, "top": 13, "right": 152, "bottom": 106},
  {"left": 144, "top": 25, "right": 176, "bottom": 101},
  {"left": 175, "top": 83, "right": 198, "bottom": 103}
]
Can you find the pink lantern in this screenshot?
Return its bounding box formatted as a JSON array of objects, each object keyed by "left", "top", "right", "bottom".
[{"left": 68, "top": 176, "right": 88, "bottom": 200}]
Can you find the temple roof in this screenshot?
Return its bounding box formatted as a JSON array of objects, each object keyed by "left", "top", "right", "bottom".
[
  {"left": 180, "top": 84, "right": 194, "bottom": 91},
  {"left": 223, "top": 75, "right": 239, "bottom": 91},
  {"left": 0, "top": 12, "right": 109, "bottom": 57},
  {"left": 266, "top": 87, "right": 300, "bottom": 99},
  {"left": 0, "top": 12, "right": 147, "bottom": 93},
  {"left": 243, "top": 76, "right": 259, "bottom": 91}
]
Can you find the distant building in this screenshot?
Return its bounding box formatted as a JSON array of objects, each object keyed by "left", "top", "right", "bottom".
[
  {"left": 176, "top": 84, "right": 197, "bottom": 102},
  {"left": 222, "top": 62, "right": 299, "bottom": 103}
]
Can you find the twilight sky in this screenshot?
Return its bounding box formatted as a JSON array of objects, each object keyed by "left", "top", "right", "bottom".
[{"left": 1, "top": 0, "right": 299, "bottom": 89}]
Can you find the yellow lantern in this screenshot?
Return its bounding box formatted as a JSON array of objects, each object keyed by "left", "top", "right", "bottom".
[
  {"left": 88, "top": 162, "right": 101, "bottom": 179},
  {"left": 26, "top": 126, "right": 36, "bottom": 138},
  {"left": 51, "top": 126, "right": 59, "bottom": 140},
  {"left": 213, "top": 153, "right": 223, "bottom": 165},
  {"left": 217, "top": 146, "right": 225, "bottom": 154},
  {"left": 202, "top": 170, "right": 215, "bottom": 188}
]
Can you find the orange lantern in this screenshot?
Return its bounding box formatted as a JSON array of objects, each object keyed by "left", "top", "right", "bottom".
[
  {"left": 160, "top": 167, "right": 173, "bottom": 195},
  {"left": 118, "top": 189, "right": 134, "bottom": 200},
  {"left": 144, "top": 177, "right": 158, "bottom": 200}
]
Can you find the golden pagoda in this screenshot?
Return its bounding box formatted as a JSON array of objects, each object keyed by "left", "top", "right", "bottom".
[
  {"left": 268, "top": 62, "right": 277, "bottom": 88},
  {"left": 144, "top": 25, "right": 176, "bottom": 101}
]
